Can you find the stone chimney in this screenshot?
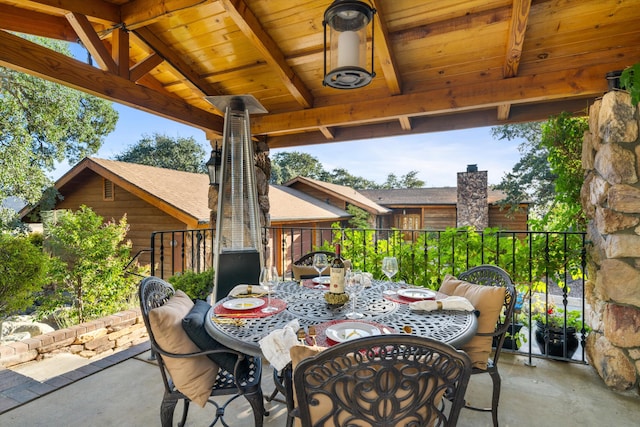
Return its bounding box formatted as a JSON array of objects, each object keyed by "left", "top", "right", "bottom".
[{"left": 456, "top": 165, "right": 488, "bottom": 230}]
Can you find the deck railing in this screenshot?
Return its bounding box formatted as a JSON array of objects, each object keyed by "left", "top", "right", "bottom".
[{"left": 150, "top": 226, "right": 589, "bottom": 364}]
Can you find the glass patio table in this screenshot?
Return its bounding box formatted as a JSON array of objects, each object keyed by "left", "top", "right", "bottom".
[{"left": 204, "top": 279, "right": 478, "bottom": 357}]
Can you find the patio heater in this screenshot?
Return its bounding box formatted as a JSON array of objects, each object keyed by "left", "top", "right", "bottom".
[{"left": 205, "top": 95, "right": 267, "bottom": 302}]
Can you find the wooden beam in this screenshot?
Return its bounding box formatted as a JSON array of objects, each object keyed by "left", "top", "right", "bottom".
[
  {"left": 121, "top": 0, "right": 216, "bottom": 30},
  {"left": 111, "top": 26, "right": 129, "bottom": 78},
  {"left": 497, "top": 104, "right": 511, "bottom": 121},
  {"left": 10, "top": 0, "right": 120, "bottom": 24},
  {"left": 219, "top": 0, "right": 313, "bottom": 108},
  {"left": 129, "top": 53, "right": 164, "bottom": 82},
  {"left": 0, "top": 4, "right": 78, "bottom": 42},
  {"left": 133, "top": 27, "right": 221, "bottom": 97},
  {"left": 371, "top": 0, "right": 402, "bottom": 95},
  {"left": 399, "top": 116, "right": 412, "bottom": 131},
  {"left": 319, "top": 127, "right": 335, "bottom": 140},
  {"left": 0, "top": 29, "right": 223, "bottom": 132},
  {"left": 265, "top": 97, "right": 593, "bottom": 149},
  {"left": 66, "top": 12, "right": 117, "bottom": 74},
  {"left": 503, "top": 0, "right": 531, "bottom": 77},
  {"left": 252, "top": 64, "right": 610, "bottom": 136}
]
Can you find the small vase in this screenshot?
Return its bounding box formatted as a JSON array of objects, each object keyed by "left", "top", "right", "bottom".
[{"left": 534, "top": 321, "right": 579, "bottom": 358}]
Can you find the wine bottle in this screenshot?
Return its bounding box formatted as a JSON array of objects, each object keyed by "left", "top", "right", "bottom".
[{"left": 329, "top": 244, "right": 345, "bottom": 294}]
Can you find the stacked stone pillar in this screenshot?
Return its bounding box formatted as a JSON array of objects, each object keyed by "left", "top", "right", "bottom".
[
  {"left": 456, "top": 166, "right": 488, "bottom": 230},
  {"left": 581, "top": 90, "right": 640, "bottom": 392}
]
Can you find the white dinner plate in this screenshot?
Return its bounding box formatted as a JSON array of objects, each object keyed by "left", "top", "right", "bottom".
[
  {"left": 312, "top": 276, "right": 331, "bottom": 285},
  {"left": 397, "top": 288, "right": 437, "bottom": 300},
  {"left": 325, "top": 322, "right": 382, "bottom": 343},
  {"left": 222, "top": 298, "right": 265, "bottom": 311}
]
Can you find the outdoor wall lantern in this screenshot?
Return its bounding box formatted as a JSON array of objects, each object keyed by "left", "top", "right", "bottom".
[
  {"left": 206, "top": 141, "right": 222, "bottom": 185},
  {"left": 323, "top": 0, "right": 376, "bottom": 89}
]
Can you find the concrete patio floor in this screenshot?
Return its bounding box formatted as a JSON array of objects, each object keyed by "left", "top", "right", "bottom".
[{"left": 1, "top": 343, "right": 639, "bottom": 427}]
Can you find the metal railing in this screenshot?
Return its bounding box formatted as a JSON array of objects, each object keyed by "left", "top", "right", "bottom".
[{"left": 149, "top": 226, "right": 589, "bottom": 364}]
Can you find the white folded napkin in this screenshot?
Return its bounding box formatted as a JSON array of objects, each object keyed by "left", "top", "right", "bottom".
[
  {"left": 409, "top": 296, "right": 475, "bottom": 312},
  {"left": 229, "top": 284, "right": 271, "bottom": 297},
  {"left": 258, "top": 319, "right": 300, "bottom": 372}
]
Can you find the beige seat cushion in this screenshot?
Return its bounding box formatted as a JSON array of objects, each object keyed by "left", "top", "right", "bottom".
[
  {"left": 439, "top": 274, "right": 506, "bottom": 369},
  {"left": 149, "top": 290, "right": 219, "bottom": 407}
]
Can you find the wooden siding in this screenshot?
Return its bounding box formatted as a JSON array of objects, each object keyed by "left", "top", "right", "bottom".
[
  {"left": 422, "top": 206, "right": 457, "bottom": 230},
  {"left": 54, "top": 170, "right": 186, "bottom": 270},
  {"left": 489, "top": 205, "right": 528, "bottom": 230}
]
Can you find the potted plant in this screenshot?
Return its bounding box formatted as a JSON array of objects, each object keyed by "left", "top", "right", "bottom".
[{"left": 530, "top": 301, "right": 588, "bottom": 358}]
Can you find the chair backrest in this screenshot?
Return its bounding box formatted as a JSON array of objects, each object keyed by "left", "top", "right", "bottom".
[
  {"left": 293, "top": 335, "right": 472, "bottom": 427},
  {"left": 291, "top": 251, "right": 338, "bottom": 280},
  {"left": 457, "top": 265, "right": 517, "bottom": 361},
  {"left": 138, "top": 276, "right": 176, "bottom": 391}
]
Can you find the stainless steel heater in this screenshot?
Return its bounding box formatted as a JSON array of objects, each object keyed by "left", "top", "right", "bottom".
[{"left": 205, "top": 95, "right": 267, "bottom": 301}]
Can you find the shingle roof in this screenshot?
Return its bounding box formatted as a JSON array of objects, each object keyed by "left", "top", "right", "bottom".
[
  {"left": 358, "top": 187, "right": 511, "bottom": 206},
  {"left": 269, "top": 185, "right": 350, "bottom": 222},
  {"left": 284, "top": 176, "right": 390, "bottom": 215},
  {"left": 52, "top": 158, "right": 350, "bottom": 225}
]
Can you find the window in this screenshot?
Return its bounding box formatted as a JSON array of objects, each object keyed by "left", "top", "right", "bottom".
[{"left": 103, "top": 179, "right": 114, "bottom": 201}]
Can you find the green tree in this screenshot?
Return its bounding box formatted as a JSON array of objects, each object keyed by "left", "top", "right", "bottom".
[
  {"left": 270, "top": 151, "right": 425, "bottom": 189},
  {"left": 491, "top": 113, "right": 587, "bottom": 230},
  {"left": 381, "top": 171, "right": 425, "bottom": 189},
  {"left": 41, "top": 206, "right": 139, "bottom": 324},
  {"left": 0, "top": 234, "right": 50, "bottom": 325},
  {"left": 0, "top": 36, "right": 118, "bottom": 230},
  {"left": 115, "top": 132, "right": 207, "bottom": 173},
  {"left": 270, "top": 152, "right": 325, "bottom": 184},
  {"left": 346, "top": 205, "right": 371, "bottom": 228},
  {"left": 324, "top": 168, "right": 378, "bottom": 189}
]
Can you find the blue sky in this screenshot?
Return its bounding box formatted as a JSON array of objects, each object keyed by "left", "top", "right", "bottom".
[{"left": 51, "top": 102, "right": 522, "bottom": 188}]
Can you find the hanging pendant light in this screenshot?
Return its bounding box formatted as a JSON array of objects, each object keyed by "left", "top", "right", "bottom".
[{"left": 323, "top": 0, "right": 376, "bottom": 89}]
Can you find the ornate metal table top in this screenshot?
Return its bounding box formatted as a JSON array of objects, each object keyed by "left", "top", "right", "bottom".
[{"left": 204, "top": 280, "right": 478, "bottom": 357}]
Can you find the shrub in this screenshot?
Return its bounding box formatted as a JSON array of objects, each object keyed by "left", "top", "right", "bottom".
[
  {"left": 39, "top": 206, "right": 140, "bottom": 324},
  {"left": 168, "top": 269, "right": 214, "bottom": 300},
  {"left": 0, "top": 233, "right": 50, "bottom": 321}
]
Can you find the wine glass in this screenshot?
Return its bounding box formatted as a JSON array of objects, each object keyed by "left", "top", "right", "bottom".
[
  {"left": 381, "top": 256, "right": 398, "bottom": 282},
  {"left": 260, "top": 266, "right": 279, "bottom": 313},
  {"left": 312, "top": 253, "right": 328, "bottom": 280},
  {"left": 345, "top": 270, "right": 364, "bottom": 319}
]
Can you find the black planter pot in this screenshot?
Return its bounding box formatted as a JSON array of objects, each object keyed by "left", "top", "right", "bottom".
[
  {"left": 534, "top": 321, "right": 579, "bottom": 358},
  {"left": 494, "top": 323, "right": 524, "bottom": 350}
]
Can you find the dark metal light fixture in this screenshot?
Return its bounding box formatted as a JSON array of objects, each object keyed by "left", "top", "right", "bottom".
[
  {"left": 206, "top": 141, "right": 222, "bottom": 185},
  {"left": 323, "top": 0, "right": 376, "bottom": 89}
]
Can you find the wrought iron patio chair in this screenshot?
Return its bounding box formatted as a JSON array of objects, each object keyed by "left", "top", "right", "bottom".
[
  {"left": 289, "top": 335, "right": 472, "bottom": 427},
  {"left": 139, "top": 276, "right": 267, "bottom": 427},
  {"left": 457, "top": 265, "right": 517, "bottom": 427}
]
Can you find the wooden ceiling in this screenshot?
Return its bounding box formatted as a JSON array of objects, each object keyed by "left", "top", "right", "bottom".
[{"left": 1, "top": 0, "right": 639, "bottom": 148}]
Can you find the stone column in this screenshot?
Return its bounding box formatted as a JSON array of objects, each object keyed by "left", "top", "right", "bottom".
[
  {"left": 456, "top": 165, "right": 488, "bottom": 230},
  {"left": 581, "top": 90, "right": 640, "bottom": 392}
]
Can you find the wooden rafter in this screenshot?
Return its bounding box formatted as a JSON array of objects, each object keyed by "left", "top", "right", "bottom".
[
  {"left": 371, "top": 0, "right": 402, "bottom": 95},
  {"left": 133, "top": 27, "right": 221, "bottom": 97},
  {"left": 219, "top": 0, "right": 313, "bottom": 109},
  {"left": 399, "top": 116, "right": 412, "bottom": 131},
  {"left": 66, "top": 12, "right": 117, "bottom": 74},
  {"left": 121, "top": 0, "right": 216, "bottom": 30},
  {"left": 499, "top": 0, "right": 532, "bottom": 120},
  {"left": 0, "top": 30, "right": 223, "bottom": 132}
]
